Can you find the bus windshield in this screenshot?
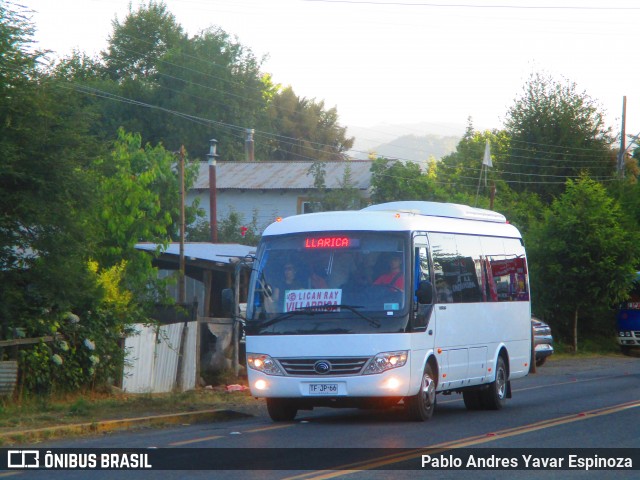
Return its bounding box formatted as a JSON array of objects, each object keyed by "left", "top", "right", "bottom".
[{"left": 246, "top": 231, "right": 409, "bottom": 335}]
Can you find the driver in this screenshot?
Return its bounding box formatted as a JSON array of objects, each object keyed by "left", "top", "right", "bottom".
[{"left": 373, "top": 253, "right": 404, "bottom": 291}]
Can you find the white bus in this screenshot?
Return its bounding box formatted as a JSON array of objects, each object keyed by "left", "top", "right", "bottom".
[{"left": 244, "top": 201, "right": 532, "bottom": 421}]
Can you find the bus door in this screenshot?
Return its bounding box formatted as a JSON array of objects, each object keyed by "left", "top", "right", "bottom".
[{"left": 413, "top": 236, "right": 436, "bottom": 351}]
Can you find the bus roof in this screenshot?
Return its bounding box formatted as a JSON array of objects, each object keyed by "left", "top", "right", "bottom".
[
  {"left": 262, "top": 201, "right": 521, "bottom": 239},
  {"left": 362, "top": 201, "right": 507, "bottom": 223}
]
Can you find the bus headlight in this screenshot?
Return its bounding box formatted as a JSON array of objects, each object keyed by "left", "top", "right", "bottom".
[
  {"left": 363, "top": 350, "right": 408, "bottom": 375},
  {"left": 247, "top": 353, "right": 284, "bottom": 376}
]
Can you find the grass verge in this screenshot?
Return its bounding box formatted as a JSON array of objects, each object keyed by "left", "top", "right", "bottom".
[{"left": 0, "top": 387, "right": 262, "bottom": 441}]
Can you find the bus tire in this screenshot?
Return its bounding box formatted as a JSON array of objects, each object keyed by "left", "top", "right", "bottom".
[
  {"left": 480, "top": 356, "right": 507, "bottom": 410},
  {"left": 405, "top": 363, "right": 436, "bottom": 421},
  {"left": 266, "top": 398, "right": 298, "bottom": 421}
]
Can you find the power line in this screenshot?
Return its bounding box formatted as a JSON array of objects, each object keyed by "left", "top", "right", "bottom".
[
  {"left": 61, "top": 81, "right": 351, "bottom": 161},
  {"left": 25, "top": 76, "right": 627, "bottom": 188},
  {"left": 95, "top": 32, "right": 467, "bottom": 150},
  {"left": 37, "top": 53, "right": 619, "bottom": 173},
  {"left": 301, "top": 0, "right": 640, "bottom": 10}
]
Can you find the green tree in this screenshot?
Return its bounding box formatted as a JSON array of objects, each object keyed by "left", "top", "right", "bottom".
[
  {"left": 307, "top": 161, "right": 365, "bottom": 211},
  {"left": 504, "top": 72, "right": 614, "bottom": 200},
  {"left": 56, "top": 2, "right": 353, "bottom": 163},
  {"left": 0, "top": 2, "right": 101, "bottom": 339},
  {"left": 156, "top": 26, "right": 272, "bottom": 160},
  {"left": 102, "top": 0, "right": 185, "bottom": 80},
  {"left": 0, "top": 3, "right": 142, "bottom": 394},
  {"left": 60, "top": 1, "right": 270, "bottom": 160},
  {"left": 370, "top": 158, "right": 436, "bottom": 203},
  {"left": 526, "top": 175, "right": 639, "bottom": 351},
  {"left": 267, "top": 86, "right": 354, "bottom": 161},
  {"left": 91, "top": 130, "right": 199, "bottom": 297},
  {"left": 438, "top": 120, "right": 512, "bottom": 201}
]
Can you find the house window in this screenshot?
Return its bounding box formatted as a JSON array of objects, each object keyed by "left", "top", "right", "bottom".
[{"left": 298, "top": 197, "right": 322, "bottom": 214}]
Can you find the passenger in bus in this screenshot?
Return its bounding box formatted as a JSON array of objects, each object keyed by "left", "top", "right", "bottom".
[
  {"left": 273, "top": 262, "right": 304, "bottom": 303},
  {"left": 436, "top": 277, "right": 454, "bottom": 303},
  {"left": 327, "top": 252, "right": 356, "bottom": 288},
  {"left": 308, "top": 262, "right": 328, "bottom": 289},
  {"left": 373, "top": 253, "right": 404, "bottom": 291}
]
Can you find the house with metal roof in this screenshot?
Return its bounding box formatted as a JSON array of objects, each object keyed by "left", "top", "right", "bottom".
[{"left": 188, "top": 160, "right": 373, "bottom": 231}]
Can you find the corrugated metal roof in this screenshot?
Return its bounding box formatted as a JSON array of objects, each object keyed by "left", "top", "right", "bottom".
[
  {"left": 122, "top": 322, "right": 197, "bottom": 393},
  {"left": 192, "top": 161, "right": 372, "bottom": 190},
  {"left": 136, "top": 242, "right": 255, "bottom": 263}
]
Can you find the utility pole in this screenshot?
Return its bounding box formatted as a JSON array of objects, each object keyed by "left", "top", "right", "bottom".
[
  {"left": 618, "top": 96, "right": 627, "bottom": 178},
  {"left": 207, "top": 139, "right": 219, "bottom": 243},
  {"left": 176, "top": 145, "right": 187, "bottom": 391},
  {"left": 178, "top": 145, "right": 186, "bottom": 303}
]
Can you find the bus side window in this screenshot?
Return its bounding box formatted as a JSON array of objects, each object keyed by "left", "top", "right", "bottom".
[
  {"left": 454, "top": 234, "right": 484, "bottom": 303},
  {"left": 480, "top": 237, "right": 529, "bottom": 302},
  {"left": 429, "top": 233, "right": 456, "bottom": 303}
]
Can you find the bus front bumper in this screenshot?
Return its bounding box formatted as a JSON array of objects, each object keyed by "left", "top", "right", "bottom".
[{"left": 248, "top": 367, "right": 413, "bottom": 399}]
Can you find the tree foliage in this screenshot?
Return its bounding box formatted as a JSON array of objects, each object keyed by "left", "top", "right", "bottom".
[
  {"left": 504, "top": 72, "right": 615, "bottom": 200},
  {"left": 526, "top": 176, "right": 640, "bottom": 351},
  {"left": 438, "top": 121, "right": 510, "bottom": 198},
  {"left": 370, "top": 158, "right": 437, "bottom": 203},
  {"left": 55, "top": 2, "right": 352, "bottom": 162},
  {"left": 0, "top": 3, "right": 162, "bottom": 394},
  {"left": 306, "top": 161, "right": 366, "bottom": 211},
  {"left": 267, "top": 87, "right": 354, "bottom": 161},
  {"left": 0, "top": 1, "right": 100, "bottom": 339},
  {"left": 187, "top": 210, "right": 262, "bottom": 246},
  {"left": 218, "top": 210, "right": 262, "bottom": 246},
  {"left": 5, "top": 0, "right": 640, "bottom": 395},
  {"left": 94, "top": 129, "right": 178, "bottom": 262},
  {"left": 102, "top": 1, "right": 185, "bottom": 80}
]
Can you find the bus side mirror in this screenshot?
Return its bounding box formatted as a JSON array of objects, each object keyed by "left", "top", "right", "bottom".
[
  {"left": 221, "top": 288, "right": 235, "bottom": 315},
  {"left": 416, "top": 280, "right": 433, "bottom": 305}
]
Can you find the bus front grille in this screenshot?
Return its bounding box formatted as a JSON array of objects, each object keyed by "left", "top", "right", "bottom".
[{"left": 277, "top": 357, "right": 370, "bottom": 376}]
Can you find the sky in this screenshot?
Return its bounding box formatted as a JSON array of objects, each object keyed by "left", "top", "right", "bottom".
[{"left": 14, "top": 0, "right": 640, "bottom": 150}]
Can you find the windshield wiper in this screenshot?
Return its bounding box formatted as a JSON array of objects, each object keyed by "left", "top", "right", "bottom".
[
  {"left": 247, "top": 308, "right": 324, "bottom": 330},
  {"left": 333, "top": 305, "right": 381, "bottom": 328}
]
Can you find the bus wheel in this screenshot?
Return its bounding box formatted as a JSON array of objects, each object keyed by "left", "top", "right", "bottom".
[
  {"left": 480, "top": 356, "right": 507, "bottom": 410},
  {"left": 462, "top": 389, "right": 483, "bottom": 410},
  {"left": 620, "top": 346, "right": 632, "bottom": 356},
  {"left": 405, "top": 363, "right": 436, "bottom": 421},
  {"left": 266, "top": 398, "right": 298, "bottom": 421}
]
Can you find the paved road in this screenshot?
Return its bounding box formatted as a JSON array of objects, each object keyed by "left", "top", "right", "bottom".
[{"left": 3, "top": 356, "right": 639, "bottom": 480}]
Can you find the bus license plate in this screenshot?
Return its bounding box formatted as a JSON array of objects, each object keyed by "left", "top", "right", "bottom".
[{"left": 309, "top": 383, "right": 338, "bottom": 395}]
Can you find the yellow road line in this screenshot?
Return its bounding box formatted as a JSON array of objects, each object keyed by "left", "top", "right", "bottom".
[
  {"left": 283, "top": 399, "right": 640, "bottom": 480},
  {"left": 167, "top": 374, "right": 622, "bottom": 446},
  {"left": 169, "top": 434, "right": 224, "bottom": 446},
  {"left": 167, "top": 422, "right": 294, "bottom": 446},
  {"left": 245, "top": 424, "right": 296, "bottom": 433}
]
